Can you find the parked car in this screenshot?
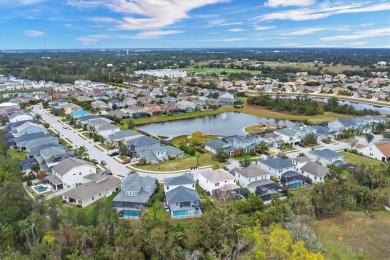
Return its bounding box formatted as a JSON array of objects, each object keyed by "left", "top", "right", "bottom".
[
  {"left": 121, "top": 159, "right": 131, "bottom": 164},
  {"left": 63, "top": 125, "right": 68, "bottom": 129},
  {"left": 101, "top": 170, "right": 109, "bottom": 175},
  {"left": 322, "top": 139, "right": 330, "bottom": 144},
  {"left": 107, "top": 151, "right": 119, "bottom": 156},
  {"left": 298, "top": 143, "right": 306, "bottom": 148},
  {"left": 101, "top": 160, "right": 107, "bottom": 165}
]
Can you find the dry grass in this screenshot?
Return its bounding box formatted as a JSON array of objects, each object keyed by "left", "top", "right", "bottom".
[
  {"left": 312, "top": 211, "right": 390, "bottom": 260},
  {"left": 244, "top": 125, "right": 267, "bottom": 134}
]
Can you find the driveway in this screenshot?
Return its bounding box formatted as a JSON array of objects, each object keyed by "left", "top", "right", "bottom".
[{"left": 32, "top": 105, "right": 185, "bottom": 181}]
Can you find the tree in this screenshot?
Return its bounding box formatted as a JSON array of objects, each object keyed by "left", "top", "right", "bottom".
[
  {"left": 30, "top": 163, "right": 40, "bottom": 172},
  {"left": 239, "top": 158, "right": 252, "bottom": 168},
  {"left": 126, "top": 119, "right": 135, "bottom": 130},
  {"left": 365, "top": 133, "right": 374, "bottom": 144},
  {"left": 214, "top": 149, "right": 230, "bottom": 163},
  {"left": 301, "top": 133, "right": 318, "bottom": 146},
  {"left": 119, "top": 143, "right": 128, "bottom": 157}
]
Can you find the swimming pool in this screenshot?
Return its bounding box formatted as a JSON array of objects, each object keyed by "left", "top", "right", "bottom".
[
  {"left": 32, "top": 184, "right": 51, "bottom": 194},
  {"left": 120, "top": 210, "right": 140, "bottom": 218}
]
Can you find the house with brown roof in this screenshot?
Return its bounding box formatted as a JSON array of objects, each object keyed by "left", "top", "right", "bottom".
[{"left": 358, "top": 141, "right": 390, "bottom": 162}]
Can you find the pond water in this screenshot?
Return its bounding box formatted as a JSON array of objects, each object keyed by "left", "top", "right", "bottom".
[
  {"left": 138, "top": 112, "right": 296, "bottom": 138},
  {"left": 270, "top": 95, "right": 390, "bottom": 114}
]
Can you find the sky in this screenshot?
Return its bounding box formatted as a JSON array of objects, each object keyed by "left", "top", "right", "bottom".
[{"left": 1, "top": 0, "right": 390, "bottom": 49}]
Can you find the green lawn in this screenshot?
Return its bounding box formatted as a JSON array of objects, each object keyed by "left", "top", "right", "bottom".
[
  {"left": 340, "top": 151, "right": 381, "bottom": 166},
  {"left": 7, "top": 148, "right": 27, "bottom": 160},
  {"left": 280, "top": 145, "right": 297, "bottom": 152},
  {"left": 137, "top": 153, "right": 215, "bottom": 172},
  {"left": 312, "top": 211, "right": 390, "bottom": 260}
]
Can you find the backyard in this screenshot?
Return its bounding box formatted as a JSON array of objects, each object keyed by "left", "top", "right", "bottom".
[
  {"left": 136, "top": 153, "right": 215, "bottom": 172},
  {"left": 340, "top": 151, "right": 382, "bottom": 166},
  {"left": 7, "top": 148, "right": 27, "bottom": 160}
]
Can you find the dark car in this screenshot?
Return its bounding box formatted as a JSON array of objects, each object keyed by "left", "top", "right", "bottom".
[
  {"left": 298, "top": 143, "right": 306, "bottom": 148},
  {"left": 322, "top": 139, "right": 330, "bottom": 144},
  {"left": 101, "top": 160, "right": 107, "bottom": 165}
]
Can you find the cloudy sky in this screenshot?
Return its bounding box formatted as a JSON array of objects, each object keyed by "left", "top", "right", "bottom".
[{"left": 1, "top": 0, "right": 389, "bottom": 49}]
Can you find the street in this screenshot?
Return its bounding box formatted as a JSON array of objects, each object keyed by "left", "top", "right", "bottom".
[{"left": 32, "top": 105, "right": 185, "bottom": 181}]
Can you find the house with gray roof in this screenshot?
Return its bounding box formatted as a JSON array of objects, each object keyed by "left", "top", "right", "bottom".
[
  {"left": 20, "top": 157, "right": 39, "bottom": 172},
  {"left": 257, "top": 158, "right": 296, "bottom": 179},
  {"left": 11, "top": 121, "right": 47, "bottom": 137},
  {"left": 48, "top": 157, "right": 96, "bottom": 190},
  {"left": 233, "top": 165, "right": 271, "bottom": 192},
  {"left": 111, "top": 174, "right": 157, "bottom": 218},
  {"left": 300, "top": 161, "right": 328, "bottom": 183},
  {"left": 63, "top": 174, "right": 121, "bottom": 207},
  {"left": 164, "top": 173, "right": 195, "bottom": 192},
  {"left": 165, "top": 186, "right": 202, "bottom": 219},
  {"left": 308, "top": 149, "right": 343, "bottom": 165},
  {"left": 107, "top": 130, "right": 143, "bottom": 145},
  {"left": 204, "top": 139, "right": 229, "bottom": 154},
  {"left": 23, "top": 136, "right": 59, "bottom": 152}
]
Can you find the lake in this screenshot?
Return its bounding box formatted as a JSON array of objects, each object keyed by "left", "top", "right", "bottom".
[{"left": 138, "top": 112, "right": 296, "bottom": 138}]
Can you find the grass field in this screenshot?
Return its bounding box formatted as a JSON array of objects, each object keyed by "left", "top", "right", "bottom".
[
  {"left": 312, "top": 211, "right": 390, "bottom": 260},
  {"left": 340, "top": 151, "right": 382, "bottom": 166},
  {"left": 137, "top": 153, "right": 215, "bottom": 172},
  {"left": 244, "top": 125, "right": 267, "bottom": 134},
  {"left": 7, "top": 148, "right": 27, "bottom": 160}
]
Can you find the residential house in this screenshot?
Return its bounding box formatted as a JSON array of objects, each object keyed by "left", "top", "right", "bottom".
[
  {"left": 308, "top": 149, "right": 343, "bottom": 165},
  {"left": 8, "top": 111, "right": 33, "bottom": 123},
  {"left": 127, "top": 105, "right": 146, "bottom": 116},
  {"left": 204, "top": 139, "right": 229, "bottom": 154},
  {"left": 109, "top": 109, "right": 130, "bottom": 119},
  {"left": 96, "top": 124, "right": 120, "bottom": 138},
  {"left": 59, "top": 103, "right": 82, "bottom": 115},
  {"left": 62, "top": 174, "right": 121, "bottom": 207},
  {"left": 107, "top": 130, "right": 144, "bottom": 146},
  {"left": 198, "top": 169, "right": 235, "bottom": 195},
  {"left": 127, "top": 136, "right": 161, "bottom": 156},
  {"left": 71, "top": 109, "right": 89, "bottom": 119},
  {"left": 312, "top": 125, "right": 338, "bottom": 140},
  {"left": 137, "top": 145, "right": 184, "bottom": 164},
  {"left": 176, "top": 100, "right": 196, "bottom": 112},
  {"left": 257, "top": 158, "right": 296, "bottom": 180},
  {"left": 20, "top": 157, "right": 39, "bottom": 173},
  {"left": 145, "top": 104, "right": 164, "bottom": 116},
  {"left": 11, "top": 121, "right": 47, "bottom": 137},
  {"left": 47, "top": 157, "right": 96, "bottom": 190},
  {"left": 233, "top": 165, "right": 271, "bottom": 192},
  {"left": 111, "top": 175, "right": 157, "bottom": 218},
  {"left": 123, "top": 97, "right": 137, "bottom": 107},
  {"left": 274, "top": 125, "right": 316, "bottom": 145},
  {"left": 164, "top": 174, "right": 202, "bottom": 218},
  {"left": 91, "top": 100, "right": 109, "bottom": 111},
  {"left": 164, "top": 173, "right": 195, "bottom": 193},
  {"left": 108, "top": 99, "right": 124, "bottom": 109},
  {"left": 300, "top": 161, "right": 329, "bottom": 183},
  {"left": 224, "top": 135, "right": 260, "bottom": 154},
  {"left": 280, "top": 171, "right": 312, "bottom": 190},
  {"left": 219, "top": 92, "right": 235, "bottom": 99},
  {"left": 358, "top": 141, "right": 390, "bottom": 162},
  {"left": 14, "top": 132, "right": 56, "bottom": 150}
]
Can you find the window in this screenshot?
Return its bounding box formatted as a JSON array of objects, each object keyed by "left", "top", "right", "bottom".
[
  {"left": 92, "top": 196, "right": 95, "bottom": 201},
  {"left": 79, "top": 172, "right": 82, "bottom": 175},
  {"left": 167, "top": 186, "right": 169, "bottom": 190},
  {"left": 215, "top": 183, "right": 220, "bottom": 187}
]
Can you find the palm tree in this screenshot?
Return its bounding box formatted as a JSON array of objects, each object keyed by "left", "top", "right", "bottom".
[{"left": 365, "top": 133, "right": 374, "bottom": 144}]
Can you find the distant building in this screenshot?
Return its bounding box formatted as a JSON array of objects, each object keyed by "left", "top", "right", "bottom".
[{"left": 134, "top": 69, "right": 187, "bottom": 78}]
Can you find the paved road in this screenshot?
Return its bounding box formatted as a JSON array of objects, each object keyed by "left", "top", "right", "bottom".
[{"left": 32, "top": 105, "right": 186, "bottom": 181}]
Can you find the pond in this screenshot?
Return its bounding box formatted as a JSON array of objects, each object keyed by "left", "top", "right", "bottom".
[{"left": 138, "top": 112, "right": 296, "bottom": 138}]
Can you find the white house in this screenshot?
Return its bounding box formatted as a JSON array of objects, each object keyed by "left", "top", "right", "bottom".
[
  {"left": 198, "top": 169, "right": 235, "bottom": 195},
  {"left": 62, "top": 174, "right": 121, "bottom": 207},
  {"left": 233, "top": 165, "right": 271, "bottom": 192},
  {"left": 164, "top": 173, "right": 195, "bottom": 193},
  {"left": 8, "top": 111, "right": 33, "bottom": 123},
  {"left": 96, "top": 124, "right": 120, "bottom": 138},
  {"left": 219, "top": 92, "right": 235, "bottom": 99},
  {"left": 300, "top": 161, "right": 329, "bottom": 183},
  {"left": 308, "top": 149, "right": 343, "bottom": 165},
  {"left": 47, "top": 157, "right": 97, "bottom": 190},
  {"left": 358, "top": 141, "right": 390, "bottom": 162},
  {"left": 257, "top": 158, "right": 296, "bottom": 179}
]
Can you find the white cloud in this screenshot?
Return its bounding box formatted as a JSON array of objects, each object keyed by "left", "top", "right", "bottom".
[
  {"left": 265, "top": 0, "right": 315, "bottom": 8},
  {"left": 68, "top": 0, "right": 229, "bottom": 30},
  {"left": 20, "top": 0, "right": 42, "bottom": 4},
  {"left": 228, "top": 28, "right": 244, "bottom": 32},
  {"left": 286, "top": 28, "right": 324, "bottom": 35},
  {"left": 254, "top": 26, "right": 275, "bottom": 31},
  {"left": 219, "top": 37, "right": 246, "bottom": 42},
  {"left": 24, "top": 30, "right": 46, "bottom": 37},
  {"left": 349, "top": 42, "right": 367, "bottom": 46},
  {"left": 88, "top": 17, "right": 119, "bottom": 23},
  {"left": 133, "top": 30, "right": 183, "bottom": 39},
  {"left": 76, "top": 34, "right": 109, "bottom": 44},
  {"left": 321, "top": 28, "right": 390, "bottom": 41},
  {"left": 257, "top": 3, "right": 390, "bottom": 21},
  {"left": 206, "top": 20, "right": 243, "bottom": 27}
]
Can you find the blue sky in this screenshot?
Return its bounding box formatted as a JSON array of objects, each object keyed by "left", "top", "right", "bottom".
[{"left": 1, "top": 0, "right": 390, "bottom": 49}]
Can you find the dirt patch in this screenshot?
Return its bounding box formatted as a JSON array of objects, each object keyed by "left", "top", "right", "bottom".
[{"left": 312, "top": 211, "right": 390, "bottom": 259}]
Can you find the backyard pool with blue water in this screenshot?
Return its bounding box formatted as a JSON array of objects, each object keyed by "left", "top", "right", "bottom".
[{"left": 120, "top": 210, "right": 140, "bottom": 218}]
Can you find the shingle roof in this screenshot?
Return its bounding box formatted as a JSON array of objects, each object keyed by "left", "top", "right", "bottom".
[
  {"left": 164, "top": 173, "right": 195, "bottom": 186},
  {"left": 234, "top": 165, "right": 269, "bottom": 178},
  {"left": 261, "top": 158, "right": 294, "bottom": 169},
  {"left": 97, "top": 124, "right": 119, "bottom": 131},
  {"left": 127, "top": 136, "right": 160, "bottom": 147},
  {"left": 301, "top": 161, "right": 329, "bottom": 177},
  {"left": 204, "top": 139, "right": 227, "bottom": 150},
  {"left": 108, "top": 130, "right": 142, "bottom": 141},
  {"left": 309, "top": 149, "right": 341, "bottom": 159},
  {"left": 112, "top": 175, "right": 156, "bottom": 204},
  {"left": 200, "top": 169, "right": 234, "bottom": 183},
  {"left": 63, "top": 175, "right": 121, "bottom": 201},
  {"left": 166, "top": 186, "right": 200, "bottom": 204},
  {"left": 52, "top": 157, "right": 94, "bottom": 176},
  {"left": 14, "top": 132, "right": 51, "bottom": 143},
  {"left": 374, "top": 141, "right": 390, "bottom": 157}
]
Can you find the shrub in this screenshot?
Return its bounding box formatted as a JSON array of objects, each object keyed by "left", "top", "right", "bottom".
[
  {"left": 27, "top": 180, "right": 32, "bottom": 186},
  {"left": 179, "top": 145, "right": 196, "bottom": 156}
]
